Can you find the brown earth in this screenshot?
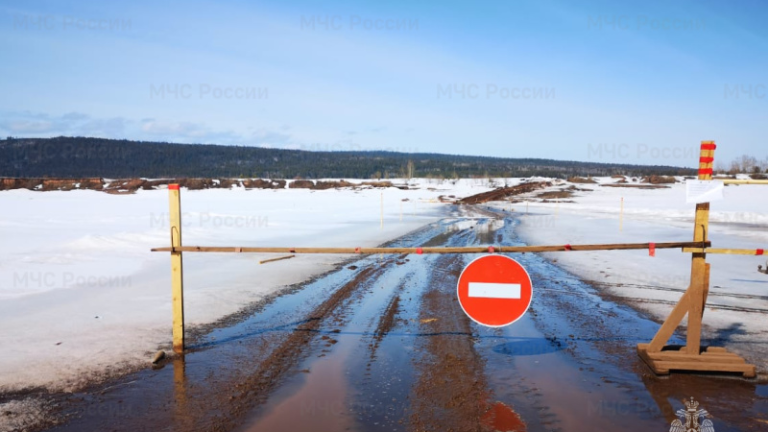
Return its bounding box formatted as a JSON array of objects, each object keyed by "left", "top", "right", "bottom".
[
  {"left": 457, "top": 181, "right": 552, "bottom": 204},
  {"left": 602, "top": 184, "right": 670, "bottom": 189},
  {"left": 0, "top": 177, "right": 104, "bottom": 191},
  {"left": 643, "top": 175, "right": 677, "bottom": 184},
  {"left": 568, "top": 177, "right": 597, "bottom": 184},
  {"left": 409, "top": 254, "right": 496, "bottom": 432},
  {"left": 535, "top": 190, "right": 575, "bottom": 199}
]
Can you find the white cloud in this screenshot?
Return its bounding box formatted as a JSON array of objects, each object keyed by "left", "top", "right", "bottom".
[{"left": 5, "top": 120, "right": 57, "bottom": 133}]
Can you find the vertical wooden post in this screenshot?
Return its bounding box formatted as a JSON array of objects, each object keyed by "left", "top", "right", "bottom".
[
  {"left": 620, "top": 197, "right": 624, "bottom": 232},
  {"left": 380, "top": 192, "right": 384, "bottom": 229},
  {"left": 646, "top": 141, "right": 715, "bottom": 353},
  {"left": 685, "top": 141, "right": 715, "bottom": 354},
  {"left": 169, "top": 184, "right": 185, "bottom": 353},
  {"left": 638, "top": 141, "right": 755, "bottom": 377}
]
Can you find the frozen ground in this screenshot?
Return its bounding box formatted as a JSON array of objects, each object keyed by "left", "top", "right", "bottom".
[
  {"left": 0, "top": 178, "right": 500, "bottom": 395},
  {"left": 492, "top": 178, "right": 768, "bottom": 372}
]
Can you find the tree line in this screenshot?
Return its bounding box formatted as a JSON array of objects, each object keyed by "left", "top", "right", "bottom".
[
  {"left": 0, "top": 136, "right": 697, "bottom": 179},
  {"left": 715, "top": 155, "right": 768, "bottom": 176}
]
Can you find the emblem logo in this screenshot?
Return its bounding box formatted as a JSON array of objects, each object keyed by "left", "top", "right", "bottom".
[{"left": 669, "top": 397, "right": 714, "bottom": 432}]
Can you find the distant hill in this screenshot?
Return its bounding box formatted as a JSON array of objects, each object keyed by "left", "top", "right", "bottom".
[{"left": 0, "top": 137, "right": 696, "bottom": 179}]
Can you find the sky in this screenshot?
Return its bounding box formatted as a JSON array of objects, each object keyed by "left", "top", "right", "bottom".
[{"left": 0, "top": 0, "right": 766, "bottom": 166}]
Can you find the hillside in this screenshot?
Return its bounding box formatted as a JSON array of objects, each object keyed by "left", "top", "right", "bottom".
[{"left": 0, "top": 137, "right": 696, "bottom": 179}]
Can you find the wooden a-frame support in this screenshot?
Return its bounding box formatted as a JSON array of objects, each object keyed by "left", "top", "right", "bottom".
[{"left": 636, "top": 141, "right": 756, "bottom": 378}]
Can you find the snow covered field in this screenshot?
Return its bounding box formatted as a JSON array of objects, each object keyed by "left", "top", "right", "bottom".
[
  {"left": 1, "top": 176, "right": 766, "bottom": 398},
  {"left": 0, "top": 179, "right": 495, "bottom": 393},
  {"left": 496, "top": 178, "right": 768, "bottom": 372}
]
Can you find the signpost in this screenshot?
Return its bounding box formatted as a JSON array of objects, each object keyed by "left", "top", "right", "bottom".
[{"left": 457, "top": 255, "right": 533, "bottom": 327}]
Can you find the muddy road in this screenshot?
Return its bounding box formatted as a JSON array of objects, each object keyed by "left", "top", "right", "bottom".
[{"left": 33, "top": 206, "right": 768, "bottom": 431}]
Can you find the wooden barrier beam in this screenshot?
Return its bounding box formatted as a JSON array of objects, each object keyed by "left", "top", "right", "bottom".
[
  {"left": 683, "top": 247, "right": 767, "bottom": 255},
  {"left": 259, "top": 255, "right": 296, "bottom": 265},
  {"left": 169, "top": 184, "right": 185, "bottom": 353},
  {"left": 151, "top": 241, "right": 709, "bottom": 255},
  {"left": 721, "top": 179, "right": 768, "bottom": 185}
]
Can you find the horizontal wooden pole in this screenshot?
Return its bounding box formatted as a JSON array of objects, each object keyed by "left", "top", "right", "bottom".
[
  {"left": 151, "top": 241, "right": 710, "bottom": 255},
  {"left": 259, "top": 255, "right": 295, "bottom": 264},
  {"left": 683, "top": 247, "right": 765, "bottom": 256},
  {"left": 721, "top": 179, "right": 768, "bottom": 185}
]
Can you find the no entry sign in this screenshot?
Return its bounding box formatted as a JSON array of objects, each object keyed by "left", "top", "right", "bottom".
[{"left": 457, "top": 255, "right": 533, "bottom": 327}]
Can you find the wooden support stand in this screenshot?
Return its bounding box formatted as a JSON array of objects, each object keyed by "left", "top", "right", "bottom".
[
  {"left": 637, "top": 344, "right": 755, "bottom": 377},
  {"left": 637, "top": 141, "right": 756, "bottom": 378}
]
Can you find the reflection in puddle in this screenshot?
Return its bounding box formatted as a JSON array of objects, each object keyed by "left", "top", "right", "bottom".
[
  {"left": 492, "top": 338, "right": 565, "bottom": 357},
  {"left": 241, "top": 338, "right": 357, "bottom": 432},
  {"left": 481, "top": 401, "right": 527, "bottom": 432}
]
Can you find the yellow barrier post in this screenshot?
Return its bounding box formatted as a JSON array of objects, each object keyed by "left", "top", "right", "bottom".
[
  {"left": 620, "top": 197, "right": 624, "bottom": 232},
  {"left": 169, "top": 184, "right": 185, "bottom": 353}
]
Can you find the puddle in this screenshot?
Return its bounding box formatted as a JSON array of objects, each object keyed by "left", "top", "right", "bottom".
[{"left": 239, "top": 339, "right": 358, "bottom": 432}]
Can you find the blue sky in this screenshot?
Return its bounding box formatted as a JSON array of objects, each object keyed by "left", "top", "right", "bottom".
[{"left": 0, "top": 0, "right": 765, "bottom": 166}]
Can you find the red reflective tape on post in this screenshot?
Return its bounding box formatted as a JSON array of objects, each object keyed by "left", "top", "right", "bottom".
[
  {"left": 698, "top": 168, "right": 713, "bottom": 176},
  {"left": 701, "top": 143, "right": 717, "bottom": 150},
  {"left": 564, "top": 244, "right": 572, "bottom": 251},
  {"left": 699, "top": 157, "right": 714, "bottom": 164},
  {"left": 416, "top": 247, "right": 423, "bottom": 255},
  {"left": 488, "top": 246, "right": 495, "bottom": 253},
  {"left": 649, "top": 243, "right": 656, "bottom": 257},
  {"left": 757, "top": 249, "right": 765, "bottom": 256},
  {"left": 168, "top": 184, "right": 180, "bottom": 190}
]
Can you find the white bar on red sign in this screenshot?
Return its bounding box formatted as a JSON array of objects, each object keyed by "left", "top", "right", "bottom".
[{"left": 468, "top": 282, "right": 521, "bottom": 299}]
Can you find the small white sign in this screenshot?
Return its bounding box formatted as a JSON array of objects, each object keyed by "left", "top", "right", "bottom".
[
  {"left": 686, "top": 180, "right": 724, "bottom": 204},
  {"left": 468, "top": 282, "right": 522, "bottom": 299}
]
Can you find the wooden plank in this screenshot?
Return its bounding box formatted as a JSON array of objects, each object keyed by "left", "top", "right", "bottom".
[
  {"left": 687, "top": 259, "right": 706, "bottom": 354},
  {"left": 259, "top": 255, "right": 295, "bottom": 265},
  {"left": 701, "top": 263, "right": 710, "bottom": 320},
  {"left": 640, "top": 344, "right": 743, "bottom": 359},
  {"left": 683, "top": 247, "right": 767, "bottom": 255},
  {"left": 645, "top": 352, "right": 746, "bottom": 364},
  {"left": 151, "top": 241, "right": 710, "bottom": 255},
  {"left": 646, "top": 290, "right": 690, "bottom": 352},
  {"left": 637, "top": 348, "right": 670, "bottom": 375},
  {"left": 700, "top": 351, "right": 744, "bottom": 359},
  {"left": 169, "top": 185, "right": 185, "bottom": 354},
  {"left": 652, "top": 361, "right": 756, "bottom": 377},
  {"left": 641, "top": 343, "right": 756, "bottom": 377},
  {"left": 721, "top": 179, "right": 768, "bottom": 185}
]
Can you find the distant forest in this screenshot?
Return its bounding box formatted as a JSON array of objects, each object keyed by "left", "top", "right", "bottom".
[{"left": 0, "top": 137, "right": 697, "bottom": 179}]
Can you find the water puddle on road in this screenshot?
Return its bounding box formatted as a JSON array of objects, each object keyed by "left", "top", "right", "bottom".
[{"left": 238, "top": 336, "right": 358, "bottom": 432}]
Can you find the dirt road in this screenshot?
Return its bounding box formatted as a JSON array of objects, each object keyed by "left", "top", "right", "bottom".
[{"left": 32, "top": 206, "right": 768, "bottom": 431}]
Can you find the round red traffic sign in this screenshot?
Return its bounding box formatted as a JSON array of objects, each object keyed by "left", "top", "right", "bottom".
[{"left": 457, "top": 255, "right": 533, "bottom": 327}]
